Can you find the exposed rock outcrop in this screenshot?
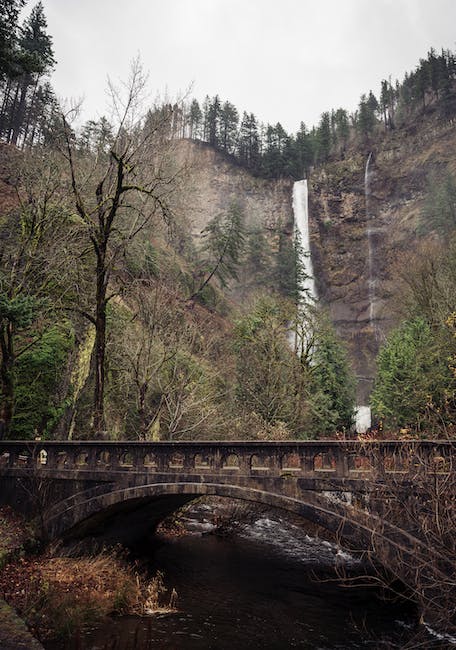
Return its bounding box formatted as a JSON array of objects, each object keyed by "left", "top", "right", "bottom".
[{"left": 310, "top": 116, "right": 456, "bottom": 401}]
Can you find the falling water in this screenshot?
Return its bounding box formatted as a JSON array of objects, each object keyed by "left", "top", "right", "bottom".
[
  {"left": 365, "top": 152, "right": 376, "bottom": 327},
  {"left": 292, "top": 179, "right": 371, "bottom": 433},
  {"left": 355, "top": 153, "right": 375, "bottom": 434},
  {"left": 365, "top": 152, "right": 381, "bottom": 336},
  {"left": 292, "top": 179, "right": 317, "bottom": 303}
]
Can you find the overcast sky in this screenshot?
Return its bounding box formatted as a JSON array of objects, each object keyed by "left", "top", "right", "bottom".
[{"left": 36, "top": 0, "right": 456, "bottom": 133}]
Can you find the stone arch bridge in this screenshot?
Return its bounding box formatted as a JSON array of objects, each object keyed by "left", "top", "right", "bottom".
[{"left": 0, "top": 439, "right": 453, "bottom": 571}]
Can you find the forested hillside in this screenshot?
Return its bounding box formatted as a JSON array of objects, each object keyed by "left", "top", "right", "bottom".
[{"left": 0, "top": 1, "right": 455, "bottom": 441}]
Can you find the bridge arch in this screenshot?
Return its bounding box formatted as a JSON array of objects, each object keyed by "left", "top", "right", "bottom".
[{"left": 44, "top": 480, "right": 396, "bottom": 559}]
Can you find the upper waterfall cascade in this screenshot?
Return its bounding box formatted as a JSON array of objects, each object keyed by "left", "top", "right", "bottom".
[
  {"left": 365, "top": 152, "right": 379, "bottom": 334},
  {"left": 292, "top": 179, "right": 370, "bottom": 434},
  {"left": 357, "top": 153, "right": 376, "bottom": 433},
  {"left": 292, "top": 179, "right": 317, "bottom": 302}
]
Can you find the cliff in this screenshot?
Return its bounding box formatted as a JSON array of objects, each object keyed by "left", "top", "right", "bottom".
[
  {"left": 178, "top": 140, "right": 294, "bottom": 238},
  {"left": 178, "top": 115, "right": 456, "bottom": 404},
  {"left": 309, "top": 115, "right": 456, "bottom": 402}
]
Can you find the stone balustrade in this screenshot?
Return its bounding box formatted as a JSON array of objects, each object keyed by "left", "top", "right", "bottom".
[{"left": 0, "top": 440, "right": 452, "bottom": 480}]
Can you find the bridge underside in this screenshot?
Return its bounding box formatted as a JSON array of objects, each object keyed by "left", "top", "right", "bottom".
[{"left": 42, "top": 479, "right": 371, "bottom": 552}]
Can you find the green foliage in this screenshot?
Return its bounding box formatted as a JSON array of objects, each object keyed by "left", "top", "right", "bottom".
[
  {"left": 0, "top": 1, "right": 57, "bottom": 147},
  {"left": 371, "top": 317, "right": 456, "bottom": 430},
  {"left": 191, "top": 202, "right": 245, "bottom": 301},
  {"left": 274, "top": 231, "right": 308, "bottom": 303},
  {"left": 0, "top": 293, "right": 37, "bottom": 329},
  {"left": 244, "top": 228, "right": 272, "bottom": 284},
  {"left": 0, "top": 0, "right": 26, "bottom": 79},
  {"left": 233, "top": 297, "right": 299, "bottom": 431},
  {"left": 234, "top": 298, "right": 355, "bottom": 437},
  {"left": 315, "top": 112, "right": 332, "bottom": 162},
  {"left": 181, "top": 48, "right": 456, "bottom": 178},
  {"left": 309, "top": 312, "right": 355, "bottom": 432},
  {"left": 421, "top": 172, "right": 456, "bottom": 235},
  {"left": 12, "top": 322, "right": 74, "bottom": 438}
]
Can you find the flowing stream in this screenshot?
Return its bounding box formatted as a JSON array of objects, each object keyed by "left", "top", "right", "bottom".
[{"left": 51, "top": 502, "right": 426, "bottom": 650}]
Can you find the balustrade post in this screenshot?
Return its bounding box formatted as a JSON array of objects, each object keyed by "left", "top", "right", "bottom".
[
  {"left": 335, "top": 449, "right": 348, "bottom": 478},
  {"left": 301, "top": 451, "right": 314, "bottom": 475}
]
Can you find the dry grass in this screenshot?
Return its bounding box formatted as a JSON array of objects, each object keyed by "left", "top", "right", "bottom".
[{"left": 0, "top": 548, "right": 174, "bottom": 641}]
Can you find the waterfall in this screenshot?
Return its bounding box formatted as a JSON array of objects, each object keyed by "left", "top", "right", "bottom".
[
  {"left": 292, "top": 180, "right": 371, "bottom": 433},
  {"left": 288, "top": 179, "right": 316, "bottom": 353},
  {"left": 364, "top": 152, "right": 373, "bottom": 217},
  {"left": 293, "top": 179, "right": 317, "bottom": 303},
  {"left": 355, "top": 405, "right": 371, "bottom": 434},
  {"left": 365, "top": 152, "right": 376, "bottom": 329},
  {"left": 355, "top": 153, "right": 375, "bottom": 434}
]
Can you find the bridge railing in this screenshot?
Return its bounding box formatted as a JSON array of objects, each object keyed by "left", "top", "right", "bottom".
[{"left": 0, "top": 440, "right": 453, "bottom": 480}]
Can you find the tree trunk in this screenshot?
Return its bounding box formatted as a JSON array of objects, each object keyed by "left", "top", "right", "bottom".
[
  {"left": 7, "top": 81, "right": 20, "bottom": 143},
  {"left": 22, "top": 77, "right": 39, "bottom": 148},
  {"left": 0, "top": 323, "right": 15, "bottom": 439},
  {"left": 0, "top": 79, "right": 12, "bottom": 138},
  {"left": 93, "top": 252, "right": 107, "bottom": 437},
  {"left": 10, "top": 77, "right": 30, "bottom": 147}
]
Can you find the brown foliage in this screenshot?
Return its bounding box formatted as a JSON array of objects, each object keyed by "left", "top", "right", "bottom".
[{"left": 0, "top": 551, "right": 144, "bottom": 641}]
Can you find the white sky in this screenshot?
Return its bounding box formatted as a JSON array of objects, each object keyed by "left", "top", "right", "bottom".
[{"left": 34, "top": 0, "right": 456, "bottom": 133}]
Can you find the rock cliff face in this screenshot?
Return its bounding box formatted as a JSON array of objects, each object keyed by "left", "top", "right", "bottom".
[
  {"left": 178, "top": 118, "right": 456, "bottom": 403},
  {"left": 179, "top": 140, "right": 293, "bottom": 238},
  {"left": 309, "top": 116, "right": 456, "bottom": 402}
]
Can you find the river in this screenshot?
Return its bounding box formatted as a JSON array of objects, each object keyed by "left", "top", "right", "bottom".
[{"left": 47, "top": 499, "right": 430, "bottom": 649}]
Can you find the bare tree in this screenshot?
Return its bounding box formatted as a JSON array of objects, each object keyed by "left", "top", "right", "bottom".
[
  {"left": 335, "top": 441, "right": 456, "bottom": 644},
  {"left": 61, "top": 60, "right": 182, "bottom": 436}
]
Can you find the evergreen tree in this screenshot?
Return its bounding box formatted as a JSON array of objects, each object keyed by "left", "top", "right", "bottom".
[
  {"left": 190, "top": 202, "right": 245, "bottom": 300},
  {"left": 207, "top": 94, "right": 221, "bottom": 147},
  {"left": 357, "top": 93, "right": 377, "bottom": 140},
  {"left": 315, "top": 111, "right": 331, "bottom": 162},
  {"left": 245, "top": 229, "right": 271, "bottom": 282},
  {"left": 261, "top": 122, "right": 289, "bottom": 177},
  {"left": 371, "top": 318, "right": 455, "bottom": 430},
  {"left": 308, "top": 311, "right": 355, "bottom": 432},
  {"left": 294, "top": 121, "right": 314, "bottom": 177},
  {"left": 0, "top": 0, "right": 25, "bottom": 79},
  {"left": 274, "top": 230, "right": 308, "bottom": 302},
  {"left": 188, "top": 98, "right": 202, "bottom": 139},
  {"left": 219, "top": 100, "right": 238, "bottom": 153},
  {"left": 238, "top": 111, "right": 259, "bottom": 170},
  {"left": 421, "top": 172, "right": 456, "bottom": 235},
  {"left": 9, "top": 2, "right": 55, "bottom": 146},
  {"left": 0, "top": 1, "right": 55, "bottom": 146},
  {"left": 333, "top": 108, "right": 349, "bottom": 153}
]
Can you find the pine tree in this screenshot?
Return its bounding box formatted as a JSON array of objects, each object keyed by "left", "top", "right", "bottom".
[
  {"left": 371, "top": 318, "right": 455, "bottom": 430},
  {"left": 0, "top": 0, "right": 25, "bottom": 79},
  {"left": 190, "top": 202, "right": 245, "bottom": 300},
  {"left": 294, "top": 122, "right": 314, "bottom": 177},
  {"left": 4, "top": 1, "right": 55, "bottom": 146},
  {"left": 219, "top": 100, "right": 238, "bottom": 153},
  {"left": 188, "top": 99, "right": 202, "bottom": 139},
  {"left": 238, "top": 111, "right": 259, "bottom": 170},
  {"left": 316, "top": 112, "right": 331, "bottom": 162},
  {"left": 207, "top": 95, "right": 221, "bottom": 147}
]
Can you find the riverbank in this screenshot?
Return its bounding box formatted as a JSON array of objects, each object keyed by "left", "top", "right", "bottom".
[
  {"left": 0, "top": 507, "right": 174, "bottom": 645},
  {"left": 0, "top": 599, "right": 44, "bottom": 650},
  {"left": 0, "top": 506, "right": 43, "bottom": 649}
]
